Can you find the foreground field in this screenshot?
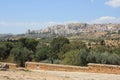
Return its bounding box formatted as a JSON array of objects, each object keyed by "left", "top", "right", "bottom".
[{"left": 0, "top": 70, "right": 120, "bottom": 80}]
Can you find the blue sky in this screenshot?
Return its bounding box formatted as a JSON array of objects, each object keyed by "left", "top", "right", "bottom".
[{"left": 0, "top": 0, "right": 120, "bottom": 34}]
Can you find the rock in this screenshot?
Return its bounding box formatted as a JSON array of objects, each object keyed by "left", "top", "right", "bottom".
[
  {"left": 0, "top": 63, "right": 9, "bottom": 71},
  {"left": 1, "top": 64, "right": 9, "bottom": 68}
]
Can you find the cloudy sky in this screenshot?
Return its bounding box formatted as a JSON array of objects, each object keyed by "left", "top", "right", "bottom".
[{"left": 0, "top": 0, "right": 120, "bottom": 34}]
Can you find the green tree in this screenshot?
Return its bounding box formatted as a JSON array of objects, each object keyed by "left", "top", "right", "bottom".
[
  {"left": 5, "top": 42, "right": 14, "bottom": 52},
  {"left": 78, "top": 49, "right": 89, "bottom": 66},
  {"left": 86, "top": 51, "right": 97, "bottom": 63},
  {"left": 19, "top": 38, "right": 39, "bottom": 52},
  {"left": 62, "top": 48, "right": 89, "bottom": 66},
  {"left": 11, "top": 47, "right": 33, "bottom": 67},
  {"left": 4, "top": 42, "right": 14, "bottom": 58},
  {"left": 100, "top": 40, "right": 105, "bottom": 45},
  {"left": 49, "top": 36, "right": 69, "bottom": 63},
  {"left": 62, "top": 50, "right": 80, "bottom": 65},
  {"left": 87, "top": 51, "right": 120, "bottom": 65},
  {"left": 91, "top": 45, "right": 108, "bottom": 53},
  {"left": 0, "top": 44, "right": 6, "bottom": 60},
  {"left": 118, "top": 30, "right": 120, "bottom": 34},
  {"left": 35, "top": 47, "right": 48, "bottom": 61},
  {"left": 107, "top": 53, "right": 120, "bottom": 65},
  {"left": 59, "top": 40, "right": 86, "bottom": 60},
  {"left": 113, "top": 45, "right": 120, "bottom": 55}
]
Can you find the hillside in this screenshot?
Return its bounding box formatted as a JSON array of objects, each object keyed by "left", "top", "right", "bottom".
[
  {"left": 25, "top": 23, "right": 120, "bottom": 39},
  {"left": 0, "top": 23, "right": 120, "bottom": 40}
]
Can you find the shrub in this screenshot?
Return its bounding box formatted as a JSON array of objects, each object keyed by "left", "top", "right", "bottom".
[
  {"left": 61, "top": 50, "right": 80, "bottom": 65},
  {"left": 99, "top": 52, "right": 109, "bottom": 64},
  {"left": 78, "top": 49, "right": 89, "bottom": 66},
  {"left": 87, "top": 51, "right": 97, "bottom": 63},
  {"left": 62, "top": 48, "right": 89, "bottom": 66},
  {"left": 107, "top": 53, "right": 120, "bottom": 65},
  {"left": 35, "top": 47, "right": 48, "bottom": 61}
]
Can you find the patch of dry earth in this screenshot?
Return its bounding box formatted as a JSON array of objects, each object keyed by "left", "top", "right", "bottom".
[{"left": 0, "top": 70, "right": 120, "bottom": 80}]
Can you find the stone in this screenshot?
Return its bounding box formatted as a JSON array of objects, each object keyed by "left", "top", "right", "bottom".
[{"left": 0, "top": 63, "right": 9, "bottom": 71}]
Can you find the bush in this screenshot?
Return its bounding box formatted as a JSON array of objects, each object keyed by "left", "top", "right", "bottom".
[
  {"left": 87, "top": 51, "right": 120, "bottom": 65},
  {"left": 62, "top": 49, "right": 89, "bottom": 66},
  {"left": 62, "top": 49, "right": 120, "bottom": 66},
  {"left": 107, "top": 53, "right": 120, "bottom": 65},
  {"left": 78, "top": 49, "right": 89, "bottom": 66},
  {"left": 49, "top": 36, "right": 70, "bottom": 63},
  {"left": 99, "top": 52, "right": 109, "bottom": 64},
  {"left": 35, "top": 47, "right": 48, "bottom": 61},
  {"left": 62, "top": 50, "right": 80, "bottom": 65},
  {"left": 59, "top": 40, "right": 86, "bottom": 60},
  {"left": 0, "top": 45, "right": 6, "bottom": 60},
  {"left": 87, "top": 51, "right": 97, "bottom": 63}
]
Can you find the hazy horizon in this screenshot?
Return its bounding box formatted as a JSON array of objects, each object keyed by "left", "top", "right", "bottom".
[{"left": 0, "top": 0, "right": 120, "bottom": 34}]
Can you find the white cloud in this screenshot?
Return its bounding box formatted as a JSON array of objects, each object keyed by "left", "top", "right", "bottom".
[
  {"left": 91, "top": 16, "right": 120, "bottom": 24},
  {"left": 105, "top": 0, "right": 120, "bottom": 8}
]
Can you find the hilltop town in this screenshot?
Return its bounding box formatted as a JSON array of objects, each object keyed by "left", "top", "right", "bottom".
[
  {"left": 0, "top": 23, "right": 120, "bottom": 40},
  {"left": 27, "top": 23, "right": 120, "bottom": 36}
]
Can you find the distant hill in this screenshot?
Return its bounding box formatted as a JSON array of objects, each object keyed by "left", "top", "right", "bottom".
[
  {"left": 0, "top": 23, "right": 120, "bottom": 40},
  {"left": 26, "top": 23, "right": 120, "bottom": 39},
  {"left": 0, "top": 34, "right": 12, "bottom": 38},
  {"left": 0, "top": 34, "right": 25, "bottom": 41}
]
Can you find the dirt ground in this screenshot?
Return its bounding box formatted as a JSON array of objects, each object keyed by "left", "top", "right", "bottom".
[{"left": 0, "top": 70, "right": 120, "bottom": 80}]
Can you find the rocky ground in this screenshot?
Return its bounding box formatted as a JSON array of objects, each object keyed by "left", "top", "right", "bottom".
[{"left": 0, "top": 70, "right": 120, "bottom": 80}]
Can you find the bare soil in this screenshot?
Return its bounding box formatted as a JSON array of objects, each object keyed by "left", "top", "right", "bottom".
[{"left": 0, "top": 70, "right": 120, "bottom": 80}]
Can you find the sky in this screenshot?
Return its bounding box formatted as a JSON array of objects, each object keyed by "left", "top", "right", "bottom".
[{"left": 0, "top": 0, "right": 120, "bottom": 34}]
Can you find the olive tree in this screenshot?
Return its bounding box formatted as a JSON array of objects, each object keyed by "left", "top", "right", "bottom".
[{"left": 11, "top": 47, "right": 33, "bottom": 67}]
